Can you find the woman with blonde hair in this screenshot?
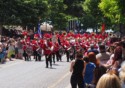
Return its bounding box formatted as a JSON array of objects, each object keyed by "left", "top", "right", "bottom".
[{"left": 96, "top": 72, "right": 121, "bottom": 88}]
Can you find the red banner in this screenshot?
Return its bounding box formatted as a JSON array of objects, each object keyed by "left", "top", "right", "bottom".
[{"left": 101, "top": 23, "right": 105, "bottom": 33}]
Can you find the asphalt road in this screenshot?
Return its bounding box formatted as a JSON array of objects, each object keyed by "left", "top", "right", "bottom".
[{"left": 0, "top": 55, "right": 71, "bottom": 88}]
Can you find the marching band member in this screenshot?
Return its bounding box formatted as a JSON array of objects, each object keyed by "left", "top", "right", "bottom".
[
  {"left": 64, "top": 38, "right": 71, "bottom": 62},
  {"left": 22, "top": 39, "right": 28, "bottom": 61},
  {"left": 70, "top": 37, "right": 76, "bottom": 60},
  {"left": 51, "top": 34, "right": 56, "bottom": 64},
  {"left": 26, "top": 42, "right": 33, "bottom": 61},
  {"left": 32, "top": 34, "right": 39, "bottom": 61},
  {"left": 52, "top": 42, "right": 56, "bottom": 64},
  {"left": 17, "top": 38, "right": 24, "bottom": 60},
  {"left": 54, "top": 40, "right": 62, "bottom": 62},
  {"left": 38, "top": 39, "right": 44, "bottom": 61},
  {"left": 43, "top": 34, "right": 53, "bottom": 68}
]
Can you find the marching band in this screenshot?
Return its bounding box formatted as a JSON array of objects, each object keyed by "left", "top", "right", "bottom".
[{"left": 20, "top": 31, "right": 110, "bottom": 68}]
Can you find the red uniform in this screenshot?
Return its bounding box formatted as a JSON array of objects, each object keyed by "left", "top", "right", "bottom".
[
  {"left": 74, "top": 41, "right": 81, "bottom": 51},
  {"left": 43, "top": 41, "right": 53, "bottom": 55},
  {"left": 54, "top": 42, "right": 59, "bottom": 52},
  {"left": 32, "top": 40, "right": 39, "bottom": 51},
  {"left": 21, "top": 39, "right": 27, "bottom": 50},
  {"left": 64, "top": 40, "right": 71, "bottom": 51}
]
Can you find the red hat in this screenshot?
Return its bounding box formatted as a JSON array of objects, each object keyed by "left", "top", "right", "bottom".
[
  {"left": 66, "top": 33, "right": 71, "bottom": 38},
  {"left": 74, "top": 34, "right": 79, "bottom": 39},
  {"left": 40, "top": 39, "right": 44, "bottom": 44},
  {"left": 22, "top": 31, "right": 28, "bottom": 36},
  {"left": 34, "top": 34, "right": 39, "bottom": 39},
  {"left": 44, "top": 33, "right": 52, "bottom": 39}
]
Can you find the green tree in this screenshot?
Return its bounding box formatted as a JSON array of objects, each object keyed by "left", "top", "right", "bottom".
[
  {"left": 83, "top": 0, "right": 105, "bottom": 32},
  {"left": 0, "top": 0, "right": 49, "bottom": 30},
  {"left": 99, "top": 0, "right": 125, "bottom": 35},
  {"left": 64, "top": 0, "right": 85, "bottom": 17},
  {"left": 48, "top": 0, "right": 70, "bottom": 30}
]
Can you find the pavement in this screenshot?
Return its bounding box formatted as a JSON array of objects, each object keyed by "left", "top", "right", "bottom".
[{"left": 0, "top": 55, "right": 71, "bottom": 88}]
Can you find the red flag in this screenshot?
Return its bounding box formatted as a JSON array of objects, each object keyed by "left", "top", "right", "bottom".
[{"left": 101, "top": 23, "right": 105, "bottom": 33}]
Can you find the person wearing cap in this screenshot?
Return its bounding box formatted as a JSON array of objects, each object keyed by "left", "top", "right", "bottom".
[
  {"left": 22, "top": 39, "right": 28, "bottom": 61},
  {"left": 32, "top": 34, "right": 40, "bottom": 61},
  {"left": 43, "top": 34, "right": 53, "bottom": 68},
  {"left": 54, "top": 40, "right": 61, "bottom": 62},
  {"left": 37, "top": 39, "right": 44, "bottom": 61},
  {"left": 64, "top": 38, "right": 71, "bottom": 62}
]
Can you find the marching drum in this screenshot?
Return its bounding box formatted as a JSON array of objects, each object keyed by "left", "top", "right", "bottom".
[
  {"left": 59, "top": 46, "right": 64, "bottom": 56},
  {"left": 69, "top": 47, "right": 75, "bottom": 56},
  {"left": 36, "top": 48, "right": 43, "bottom": 56},
  {"left": 26, "top": 47, "right": 33, "bottom": 56}
]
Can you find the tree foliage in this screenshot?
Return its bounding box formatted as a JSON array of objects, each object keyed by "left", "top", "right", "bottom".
[
  {"left": 48, "top": 0, "right": 69, "bottom": 30},
  {"left": 99, "top": 0, "right": 125, "bottom": 24},
  {"left": 0, "top": 0, "right": 125, "bottom": 32},
  {"left": 0, "top": 0, "right": 49, "bottom": 27},
  {"left": 64, "top": 0, "right": 85, "bottom": 17},
  {"left": 82, "top": 0, "right": 103, "bottom": 30}
]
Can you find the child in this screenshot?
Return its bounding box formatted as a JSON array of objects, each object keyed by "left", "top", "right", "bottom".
[{"left": 84, "top": 56, "right": 96, "bottom": 88}]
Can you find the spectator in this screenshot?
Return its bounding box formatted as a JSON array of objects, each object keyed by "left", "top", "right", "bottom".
[
  {"left": 7, "top": 39, "right": 15, "bottom": 60},
  {"left": 86, "top": 52, "right": 100, "bottom": 86},
  {"left": 121, "top": 41, "right": 125, "bottom": 61},
  {"left": 15, "top": 39, "right": 18, "bottom": 59},
  {"left": 70, "top": 51, "right": 86, "bottom": 88},
  {"left": 106, "top": 45, "right": 115, "bottom": 65},
  {"left": 83, "top": 55, "right": 96, "bottom": 87},
  {"left": 88, "top": 44, "right": 99, "bottom": 55},
  {"left": 112, "top": 42, "right": 122, "bottom": 75},
  {"left": 96, "top": 44, "right": 111, "bottom": 65},
  {"left": 119, "top": 61, "right": 125, "bottom": 88},
  {"left": 96, "top": 44, "right": 111, "bottom": 84},
  {"left": 17, "top": 39, "right": 23, "bottom": 59},
  {"left": 96, "top": 44, "right": 111, "bottom": 71},
  {"left": 96, "top": 72, "right": 121, "bottom": 88},
  {"left": 0, "top": 46, "right": 4, "bottom": 63}
]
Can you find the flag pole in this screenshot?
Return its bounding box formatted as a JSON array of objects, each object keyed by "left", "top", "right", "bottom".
[{"left": 37, "top": 17, "right": 42, "bottom": 39}]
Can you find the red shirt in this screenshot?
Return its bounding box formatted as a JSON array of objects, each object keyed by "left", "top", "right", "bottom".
[
  {"left": 32, "top": 40, "right": 39, "bottom": 51},
  {"left": 54, "top": 42, "right": 59, "bottom": 52},
  {"left": 64, "top": 40, "right": 70, "bottom": 50},
  {"left": 43, "top": 41, "right": 53, "bottom": 55}
]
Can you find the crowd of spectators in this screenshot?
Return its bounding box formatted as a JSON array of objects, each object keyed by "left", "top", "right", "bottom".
[
  {"left": 2, "top": 27, "right": 23, "bottom": 38},
  {"left": 70, "top": 35, "right": 125, "bottom": 88}
]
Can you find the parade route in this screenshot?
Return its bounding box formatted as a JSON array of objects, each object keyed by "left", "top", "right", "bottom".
[{"left": 0, "top": 55, "right": 71, "bottom": 88}]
